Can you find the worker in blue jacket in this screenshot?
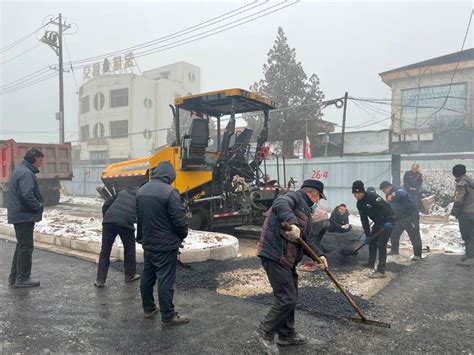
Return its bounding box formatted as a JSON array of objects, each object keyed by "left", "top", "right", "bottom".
[{"left": 379, "top": 181, "right": 423, "bottom": 260}]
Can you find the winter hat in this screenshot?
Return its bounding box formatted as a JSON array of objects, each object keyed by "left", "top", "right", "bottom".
[
  {"left": 452, "top": 164, "right": 466, "bottom": 178},
  {"left": 352, "top": 180, "right": 365, "bottom": 193},
  {"left": 301, "top": 179, "right": 327, "bottom": 200}
]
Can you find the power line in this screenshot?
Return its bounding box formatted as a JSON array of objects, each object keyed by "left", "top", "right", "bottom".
[
  {"left": 0, "top": 23, "right": 47, "bottom": 53},
  {"left": 0, "top": 43, "right": 42, "bottom": 65},
  {"left": 349, "top": 96, "right": 467, "bottom": 115},
  {"left": 66, "top": 1, "right": 264, "bottom": 66},
  {"left": 1, "top": 1, "right": 298, "bottom": 94},
  {"left": 0, "top": 66, "right": 52, "bottom": 91},
  {"left": 0, "top": 72, "right": 58, "bottom": 94},
  {"left": 63, "top": 36, "right": 78, "bottom": 91},
  {"left": 66, "top": 1, "right": 297, "bottom": 72}
]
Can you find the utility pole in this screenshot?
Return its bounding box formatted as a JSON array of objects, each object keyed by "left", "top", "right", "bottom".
[
  {"left": 40, "top": 13, "right": 71, "bottom": 144},
  {"left": 340, "top": 92, "right": 348, "bottom": 157},
  {"left": 58, "top": 13, "right": 65, "bottom": 144}
]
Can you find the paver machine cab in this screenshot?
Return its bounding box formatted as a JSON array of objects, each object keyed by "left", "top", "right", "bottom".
[{"left": 99, "top": 88, "right": 281, "bottom": 230}]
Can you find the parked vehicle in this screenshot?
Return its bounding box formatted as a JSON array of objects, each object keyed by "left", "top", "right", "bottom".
[{"left": 0, "top": 139, "right": 73, "bottom": 207}]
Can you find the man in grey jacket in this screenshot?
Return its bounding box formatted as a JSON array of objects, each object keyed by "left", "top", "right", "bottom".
[
  {"left": 450, "top": 164, "right": 474, "bottom": 267},
  {"left": 7, "top": 149, "right": 45, "bottom": 288}
]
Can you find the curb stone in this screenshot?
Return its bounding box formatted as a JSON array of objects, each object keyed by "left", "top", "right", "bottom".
[{"left": 0, "top": 225, "right": 239, "bottom": 263}]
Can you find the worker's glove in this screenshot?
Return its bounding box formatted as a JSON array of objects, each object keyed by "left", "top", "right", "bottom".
[
  {"left": 363, "top": 235, "right": 370, "bottom": 245},
  {"left": 341, "top": 224, "right": 350, "bottom": 230},
  {"left": 384, "top": 222, "right": 394, "bottom": 230},
  {"left": 285, "top": 224, "right": 301, "bottom": 241}
]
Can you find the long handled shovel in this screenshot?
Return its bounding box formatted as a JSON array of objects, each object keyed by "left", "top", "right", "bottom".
[
  {"left": 282, "top": 222, "right": 391, "bottom": 329},
  {"left": 340, "top": 227, "right": 385, "bottom": 257}
]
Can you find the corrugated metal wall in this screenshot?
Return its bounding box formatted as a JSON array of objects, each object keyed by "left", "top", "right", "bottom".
[
  {"left": 263, "top": 155, "right": 392, "bottom": 212},
  {"left": 62, "top": 165, "right": 107, "bottom": 198},
  {"left": 62, "top": 153, "right": 473, "bottom": 212}
]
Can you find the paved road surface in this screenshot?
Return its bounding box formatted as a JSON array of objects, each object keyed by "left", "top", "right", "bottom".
[{"left": 0, "top": 239, "right": 472, "bottom": 354}]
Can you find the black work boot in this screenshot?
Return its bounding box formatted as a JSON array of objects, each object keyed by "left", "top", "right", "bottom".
[
  {"left": 256, "top": 330, "right": 279, "bottom": 355},
  {"left": 161, "top": 312, "right": 189, "bottom": 326},
  {"left": 277, "top": 332, "right": 308, "bottom": 346},
  {"left": 15, "top": 279, "right": 40, "bottom": 288}
]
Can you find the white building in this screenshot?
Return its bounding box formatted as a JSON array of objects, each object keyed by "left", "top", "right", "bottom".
[{"left": 78, "top": 61, "right": 200, "bottom": 164}]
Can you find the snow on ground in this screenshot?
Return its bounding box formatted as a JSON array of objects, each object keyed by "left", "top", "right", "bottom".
[
  {"left": 348, "top": 213, "right": 463, "bottom": 253},
  {"left": 0, "top": 207, "right": 235, "bottom": 250},
  {"left": 60, "top": 196, "right": 103, "bottom": 206}
]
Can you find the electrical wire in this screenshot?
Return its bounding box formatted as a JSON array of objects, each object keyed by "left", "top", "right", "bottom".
[
  {"left": 66, "top": 1, "right": 264, "bottom": 66},
  {"left": 1, "top": 1, "right": 298, "bottom": 94},
  {"left": 0, "top": 72, "right": 58, "bottom": 95},
  {"left": 0, "top": 43, "right": 42, "bottom": 65},
  {"left": 0, "top": 23, "right": 47, "bottom": 53},
  {"left": 63, "top": 36, "right": 78, "bottom": 91},
  {"left": 66, "top": 1, "right": 297, "bottom": 72}
]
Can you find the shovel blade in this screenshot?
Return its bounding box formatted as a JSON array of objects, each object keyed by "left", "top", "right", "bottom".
[
  {"left": 341, "top": 316, "right": 391, "bottom": 329},
  {"left": 340, "top": 249, "right": 358, "bottom": 256}
]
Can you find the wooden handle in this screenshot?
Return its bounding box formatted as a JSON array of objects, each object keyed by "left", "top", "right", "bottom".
[{"left": 281, "top": 222, "right": 367, "bottom": 320}]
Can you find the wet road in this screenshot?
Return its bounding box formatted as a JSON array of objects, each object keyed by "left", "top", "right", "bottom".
[{"left": 1, "top": 239, "right": 473, "bottom": 354}]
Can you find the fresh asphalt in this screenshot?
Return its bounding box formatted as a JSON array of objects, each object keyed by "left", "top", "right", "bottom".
[{"left": 0, "top": 238, "right": 472, "bottom": 354}]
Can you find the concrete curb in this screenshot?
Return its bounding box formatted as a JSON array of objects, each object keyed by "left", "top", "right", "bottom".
[{"left": 0, "top": 225, "right": 239, "bottom": 263}]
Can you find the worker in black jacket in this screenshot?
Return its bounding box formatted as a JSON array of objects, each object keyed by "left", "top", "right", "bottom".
[
  {"left": 352, "top": 180, "right": 393, "bottom": 279},
  {"left": 94, "top": 187, "right": 140, "bottom": 287},
  {"left": 328, "top": 204, "right": 352, "bottom": 233},
  {"left": 379, "top": 181, "right": 422, "bottom": 259},
  {"left": 136, "top": 161, "right": 189, "bottom": 326}
]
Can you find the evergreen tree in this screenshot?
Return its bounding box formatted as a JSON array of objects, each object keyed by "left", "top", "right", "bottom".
[{"left": 246, "top": 27, "right": 325, "bottom": 157}]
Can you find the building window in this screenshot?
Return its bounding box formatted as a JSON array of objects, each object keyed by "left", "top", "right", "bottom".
[
  {"left": 144, "top": 98, "right": 152, "bottom": 109},
  {"left": 110, "top": 88, "right": 129, "bottom": 108},
  {"left": 93, "top": 122, "right": 105, "bottom": 138},
  {"left": 90, "top": 151, "right": 107, "bottom": 164},
  {"left": 80, "top": 125, "right": 90, "bottom": 142},
  {"left": 110, "top": 120, "right": 128, "bottom": 138},
  {"left": 400, "top": 82, "right": 468, "bottom": 130},
  {"left": 80, "top": 96, "right": 90, "bottom": 114},
  {"left": 93, "top": 92, "right": 105, "bottom": 111}
]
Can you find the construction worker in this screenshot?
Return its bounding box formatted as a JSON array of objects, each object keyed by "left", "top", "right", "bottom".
[
  {"left": 7, "top": 149, "right": 44, "bottom": 288},
  {"left": 403, "top": 164, "right": 423, "bottom": 210},
  {"left": 450, "top": 164, "right": 474, "bottom": 267},
  {"left": 328, "top": 204, "right": 352, "bottom": 233},
  {"left": 256, "top": 179, "right": 328, "bottom": 354},
  {"left": 352, "top": 180, "right": 393, "bottom": 279},
  {"left": 136, "top": 162, "right": 189, "bottom": 325},
  {"left": 379, "top": 181, "right": 423, "bottom": 260},
  {"left": 94, "top": 187, "right": 141, "bottom": 288},
  {"left": 299, "top": 204, "right": 329, "bottom": 271}
]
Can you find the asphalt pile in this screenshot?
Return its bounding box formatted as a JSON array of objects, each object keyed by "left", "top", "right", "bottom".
[{"left": 110, "top": 229, "right": 390, "bottom": 320}]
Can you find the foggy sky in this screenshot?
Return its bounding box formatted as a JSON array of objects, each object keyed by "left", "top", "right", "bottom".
[{"left": 1, "top": 0, "right": 472, "bottom": 144}]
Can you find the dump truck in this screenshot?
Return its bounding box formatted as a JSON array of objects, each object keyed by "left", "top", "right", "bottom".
[
  {"left": 0, "top": 139, "right": 73, "bottom": 207},
  {"left": 99, "top": 88, "right": 288, "bottom": 230}
]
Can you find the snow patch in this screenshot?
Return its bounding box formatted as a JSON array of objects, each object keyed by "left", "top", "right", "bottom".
[{"left": 0, "top": 207, "right": 235, "bottom": 251}]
